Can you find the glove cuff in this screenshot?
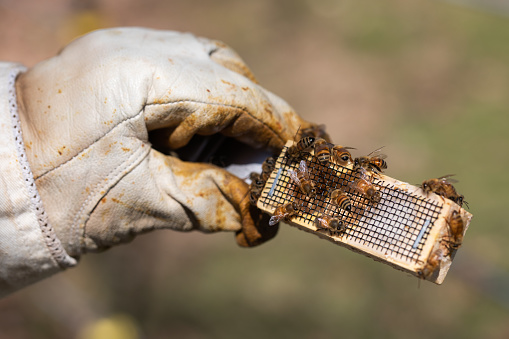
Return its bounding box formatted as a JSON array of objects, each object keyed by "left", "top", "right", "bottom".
[{"left": 0, "top": 63, "right": 77, "bottom": 283}]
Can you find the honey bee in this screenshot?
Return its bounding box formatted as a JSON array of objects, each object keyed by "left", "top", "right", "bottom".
[
  {"left": 269, "top": 202, "right": 299, "bottom": 226},
  {"left": 455, "top": 195, "right": 468, "bottom": 208},
  {"left": 313, "top": 138, "right": 332, "bottom": 165},
  {"left": 417, "top": 248, "right": 444, "bottom": 279},
  {"left": 349, "top": 177, "right": 381, "bottom": 203},
  {"left": 261, "top": 156, "right": 276, "bottom": 182},
  {"left": 249, "top": 191, "right": 260, "bottom": 205},
  {"left": 445, "top": 210, "right": 465, "bottom": 252},
  {"left": 248, "top": 174, "right": 266, "bottom": 205},
  {"left": 354, "top": 146, "right": 388, "bottom": 173},
  {"left": 331, "top": 145, "right": 356, "bottom": 166},
  {"left": 330, "top": 188, "right": 352, "bottom": 212},
  {"left": 249, "top": 172, "right": 261, "bottom": 183},
  {"left": 421, "top": 175, "right": 465, "bottom": 207},
  {"left": 315, "top": 213, "right": 346, "bottom": 236},
  {"left": 287, "top": 136, "right": 315, "bottom": 160},
  {"left": 289, "top": 160, "right": 316, "bottom": 197}
]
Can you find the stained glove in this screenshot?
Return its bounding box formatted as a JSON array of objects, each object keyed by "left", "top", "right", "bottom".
[{"left": 15, "top": 27, "right": 315, "bottom": 261}]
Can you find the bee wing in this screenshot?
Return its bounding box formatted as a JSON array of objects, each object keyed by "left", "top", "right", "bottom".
[
  {"left": 355, "top": 166, "right": 371, "bottom": 180},
  {"left": 347, "top": 180, "right": 357, "bottom": 191},
  {"left": 439, "top": 174, "right": 458, "bottom": 183},
  {"left": 333, "top": 145, "right": 356, "bottom": 151},
  {"left": 331, "top": 186, "right": 347, "bottom": 196},
  {"left": 288, "top": 169, "right": 301, "bottom": 186},
  {"left": 373, "top": 153, "right": 388, "bottom": 160},
  {"left": 269, "top": 216, "right": 280, "bottom": 226},
  {"left": 314, "top": 218, "right": 324, "bottom": 230},
  {"left": 299, "top": 160, "right": 309, "bottom": 178}
]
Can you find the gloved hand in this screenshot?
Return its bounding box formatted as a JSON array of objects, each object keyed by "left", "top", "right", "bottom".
[{"left": 15, "top": 27, "right": 314, "bottom": 258}]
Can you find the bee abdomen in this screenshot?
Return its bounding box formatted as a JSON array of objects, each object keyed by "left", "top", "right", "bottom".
[
  {"left": 316, "top": 151, "right": 330, "bottom": 164},
  {"left": 336, "top": 195, "right": 352, "bottom": 211}
]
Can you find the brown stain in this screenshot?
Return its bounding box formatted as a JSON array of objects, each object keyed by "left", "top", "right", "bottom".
[
  {"left": 57, "top": 145, "right": 66, "bottom": 156},
  {"left": 101, "top": 198, "right": 107, "bottom": 204},
  {"left": 109, "top": 197, "right": 169, "bottom": 223},
  {"left": 58, "top": 89, "right": 62, "bottom": 94},
  {"left": 213, "top": 197, "right": 227, "bottom": 231},
  {"left": 220, "top": 79, "right": 237, "bottom": 91},
  {"left": 263, "top": 103, "right": 273, "bottom": 115},
  {"left": 79, "top": 149, "right": 90, "bottom": 160},
  {"left": 153, "top": 98, "right": 168, "bottom": 105},
  {"left": 121, "top": 147, "right": 131, "bottom": 152},
  {"left": 169, "top": 157, "right": 236, "bottom": 223}
]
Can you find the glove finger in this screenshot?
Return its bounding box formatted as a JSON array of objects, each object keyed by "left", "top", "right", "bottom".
[{"left": 142, "top": 32, "right": 315, "bottom": 153}]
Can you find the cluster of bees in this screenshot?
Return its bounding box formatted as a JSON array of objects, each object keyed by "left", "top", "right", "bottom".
[
  {"left": 250, "top": 125, "right": 388, "bottom": 236},
  {"left": 418, "top": 176, "right": 468, "bottom": 279},
  {"left": 419, "top": 207, "right": 466, "bottom": 279},
  {"left": 249, "top": 125, "right": 468, "bottom": 280},
  {"left": 269, "top": 137, "right": 386, "bottom": 232}
]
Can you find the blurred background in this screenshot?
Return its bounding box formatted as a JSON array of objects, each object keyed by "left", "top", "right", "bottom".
[{"left": 1, "top": 0, "right": 508, "bottom": 338}]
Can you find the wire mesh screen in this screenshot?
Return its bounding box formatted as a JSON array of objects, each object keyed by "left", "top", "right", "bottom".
[{"left": 256, "top": 141, "right": 471, "bottom": 283}]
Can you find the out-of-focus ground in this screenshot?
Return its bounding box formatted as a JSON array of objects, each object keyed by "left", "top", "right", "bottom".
[{"left": 1, "top": 0, "right": 509, "bottom": 338}]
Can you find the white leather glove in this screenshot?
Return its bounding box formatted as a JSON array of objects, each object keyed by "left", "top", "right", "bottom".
[{"left": 16, "top": 27, "right": 315, "bottom": 259}]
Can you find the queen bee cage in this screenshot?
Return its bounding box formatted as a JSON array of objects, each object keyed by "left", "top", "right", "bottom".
[{"left": 256, "top": 140, "right": 473, "bottom": 284}]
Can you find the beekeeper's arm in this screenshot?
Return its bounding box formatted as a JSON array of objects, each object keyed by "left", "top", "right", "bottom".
[{"left": 0, "top": 27, "right": 315, "bottom": 297}]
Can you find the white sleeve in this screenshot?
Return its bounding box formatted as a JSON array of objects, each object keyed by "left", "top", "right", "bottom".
[{"left": 0, "top": 63, "right": 77, "bottom": 298}]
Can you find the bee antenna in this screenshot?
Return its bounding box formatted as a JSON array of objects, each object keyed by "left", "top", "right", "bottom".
[
  {"left": 294, "top": 125, "right": 302, "bottom": 139},
  {"left": 410, "top": 186, "right": 423, "bottom": 195}
]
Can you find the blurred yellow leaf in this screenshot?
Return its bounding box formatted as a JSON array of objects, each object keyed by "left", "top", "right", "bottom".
[{"left": 77, "top": 314, "right": 140, "bottom": 339}]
